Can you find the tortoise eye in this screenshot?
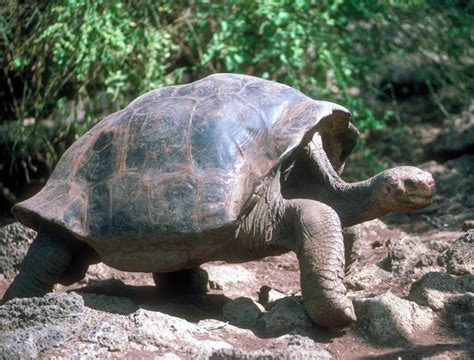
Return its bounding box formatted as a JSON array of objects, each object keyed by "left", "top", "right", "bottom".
[{"left": 404, "top": 178, "right": 416, "bottom": 189}]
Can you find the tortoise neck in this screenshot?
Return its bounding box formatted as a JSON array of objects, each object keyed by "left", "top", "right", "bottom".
[
  {"left": 328, "top": 176, "right": 386, "bottom": 227},
  {"left": 282, "top": 163, "right": 387, "bottom": 227}
]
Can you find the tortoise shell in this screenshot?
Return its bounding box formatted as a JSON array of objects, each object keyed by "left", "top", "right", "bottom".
[{"left": 13, "top": 74, "right": 352, "bottom": 246}]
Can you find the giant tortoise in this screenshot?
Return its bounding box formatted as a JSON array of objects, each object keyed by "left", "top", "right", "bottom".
[{"left": 2, "top": 74, "right": 435, "bottom": 327}]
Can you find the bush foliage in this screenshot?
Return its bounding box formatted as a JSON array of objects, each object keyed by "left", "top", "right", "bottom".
[{"left": 0, "top": 0, "right": 473, "bottom": 201}]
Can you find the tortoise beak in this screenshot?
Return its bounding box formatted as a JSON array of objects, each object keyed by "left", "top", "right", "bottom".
[{"left": 400, "top": 172, "right": 435, "bottom": 209}]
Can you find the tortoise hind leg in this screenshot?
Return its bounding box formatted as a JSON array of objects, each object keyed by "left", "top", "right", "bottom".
[
  {"left": 59, "top": 242, "right": 100, "bottom": 286},
  {"left": 153, "top": 267, "right": 209, "bottom": 295},
  {"left": 2, "top": 231, "right": 72, "bottom": 303}
]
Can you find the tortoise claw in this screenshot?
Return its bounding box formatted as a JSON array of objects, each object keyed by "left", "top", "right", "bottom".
[{"left": 344, "top": 306, "right": 357, "bottom": 322}]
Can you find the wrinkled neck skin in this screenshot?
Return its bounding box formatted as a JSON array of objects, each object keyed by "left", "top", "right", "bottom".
[
  {"left": 282, "top": 155, "right": 387, "bottom": 227},
  {"left": 319, "top": 176, "right": 386, "bottom": 227}
]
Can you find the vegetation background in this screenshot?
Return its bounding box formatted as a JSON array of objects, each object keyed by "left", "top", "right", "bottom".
[{"left": 0, "top": 0, "right": 473, "bottom": 214}]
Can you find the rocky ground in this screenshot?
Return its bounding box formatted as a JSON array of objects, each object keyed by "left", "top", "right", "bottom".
[
  {"left": 0, "top": 98, "right": 473, "bottom": 359},
  {"left": 0, "top": 218, "right": 473, "bottom": 359}
]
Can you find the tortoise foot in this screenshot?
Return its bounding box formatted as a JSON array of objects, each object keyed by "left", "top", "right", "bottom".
[{"left": 304, "top": 295, "right": 357, "bottom": 328}]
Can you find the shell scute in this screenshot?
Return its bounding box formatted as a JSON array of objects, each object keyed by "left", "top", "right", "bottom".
[
  {"left": 125, "top": 98, "right": 193, "bottom": 173},
  {"left": 149, "top": 173, "right": 200, "bottom": 234},
  {"left": 196, "top": 171, "right": 232, "bottom": 229},
  {"left": 108, "top": 173, "right": 154, "bottom": 238},
  {"left": 87, "top": 182, "right": 111, "bottom": 238},
  {"left": 189, "top": 95, "right": 266, "bottom": 171}
]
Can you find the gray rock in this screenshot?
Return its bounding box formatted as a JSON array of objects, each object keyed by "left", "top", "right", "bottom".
[
  {"left": 387, "top": 235, "right": 425, "bottom": 273},
  {"left": 156, "top": 353, "right": 183, "bottom": 360},
  {"left": 447, "top": 293, "right": 474, "bottom": 338},
  {"left": 130, "top": 308, "right": 232, "bottom": 353},
  {"left": 81, "top": 292, "right": 138, "bottom": 315},
  {"left": 354, "top": 292, "right": 435, "bottom": 345},
  {"left": 209, "top": 334, "right": 332, "bottom": 359},
  {"left": 387, "top": 234, "right": 441, "bottom": 278},
  {"left": 84, "top": 263, "right": 117, "bottom": 283},
  {"left": 0, "top": 292, "right": 84, "bottom": 358},
  {"left": 198, "top": 319, "right": 247, "bottom": 333},
  {"left": 259, "top": 297, "right": 313, "bottom": 334},
  {"left": 203, "top": 263, "right": 256, "bottom": 295},
  {"left": 438, "top": 230, "right": 474, "bottom": 275},
  {"left": 343, "top": 223, "right": 364, "bottom": 274},
  {"left": 408, "top": 272, "right": 474, "bottom": 311},
  {"left": 38, "top": 341, "right": 110, "bottom": 359},
  {"left": 462, "top": 220, "right": 474, "bottom": 231},
  {"left": 81, "top": 320, "right": 128, "bottom": 351},
  {"left": 258, "top": 286, "right": 287, "bottom": 306},
  {"left": 345, "top": 263, "right": 394, "bottom": 290},
  {"left": 222, "top": 297, "right": 265, "bottom": 328},
  {"left": 0, "top": 222, "right": 36, "bottom": 279},
  {"left": 428, "top": 239, "right": 450, "bottom": 253},
  {"left": 408, "top": 270, "right": 474, "bottom": 340},
  {"left": 64, "top": 294, "right": 134, "bottom": 357},
  {"left": 286, "top": 334, "right": 332, "bottom": 359},
  {"left": 421, "top": 155, "right": 474, "bottom": 229},
  {"left": 387, "top": 231, "right": 473, "bottom": 280},
  {"left": 427, "top": 102, "right": 474, "bottom": 158}
]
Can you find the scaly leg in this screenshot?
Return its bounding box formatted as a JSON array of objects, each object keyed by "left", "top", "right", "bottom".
[
  {"left": 2, "top": 231, "right": 72, "bottom": 303},
  {"left": 285, "top": 199, "right": 356, "bottom": 327}
]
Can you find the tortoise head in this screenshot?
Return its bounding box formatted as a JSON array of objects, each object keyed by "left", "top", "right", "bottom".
[{"left": 378, "top": 166, "right": 435, "bottom": 212}]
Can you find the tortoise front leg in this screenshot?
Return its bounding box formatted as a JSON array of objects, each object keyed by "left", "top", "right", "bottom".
[
  {"left": 2, "top": 231, "right": 72, "bottom": 303},
  {"left": 285, "top": 199, "right": 356, "bottom": 327}
]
